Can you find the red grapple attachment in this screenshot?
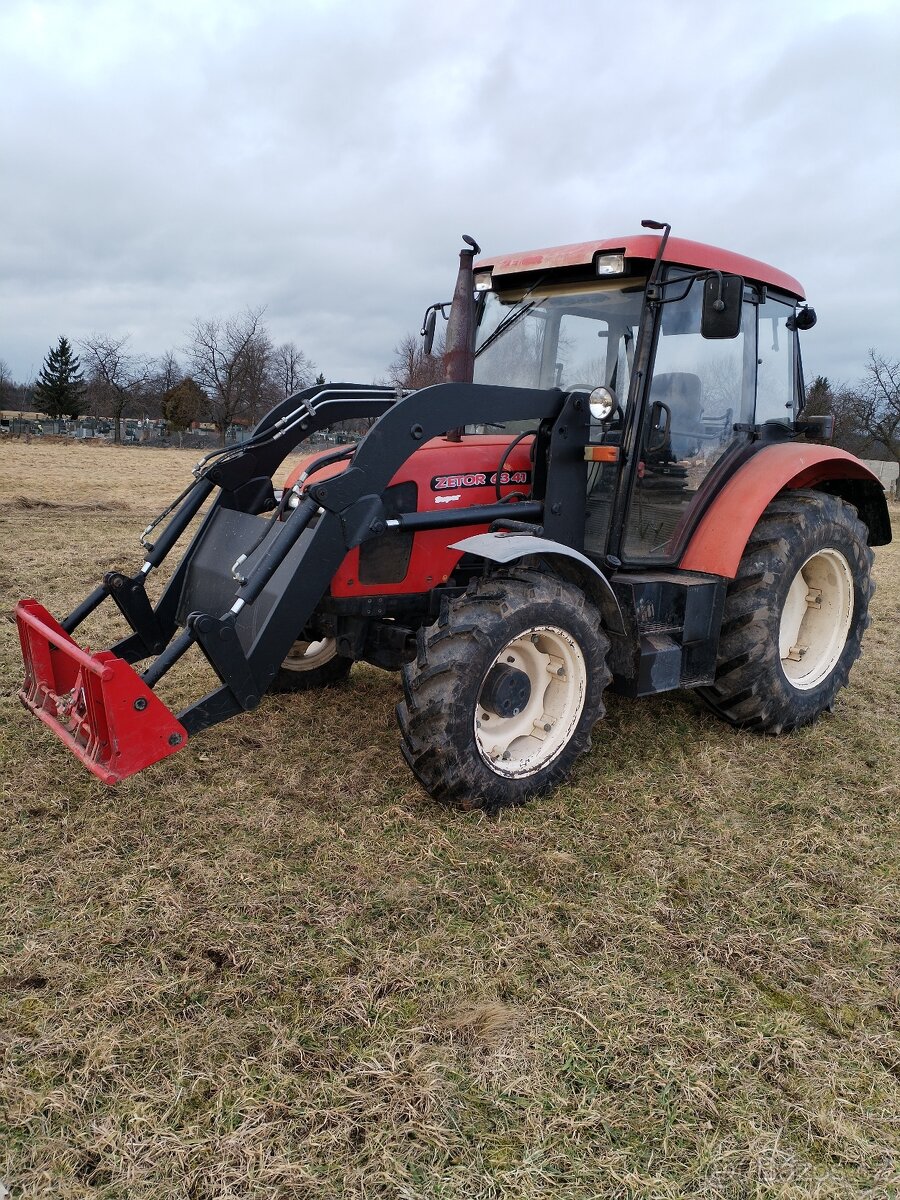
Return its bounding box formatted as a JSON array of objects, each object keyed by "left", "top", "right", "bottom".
[{"left": 15, "top": 599, "right": 187, "bottom": 785}]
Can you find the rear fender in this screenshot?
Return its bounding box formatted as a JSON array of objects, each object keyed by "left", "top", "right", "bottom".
[
  {"left": 450, "top": 532, "right": 625, "bottom": 634},
  {"left": 680, "top": 444, "right": 891, "bottom": 579}
]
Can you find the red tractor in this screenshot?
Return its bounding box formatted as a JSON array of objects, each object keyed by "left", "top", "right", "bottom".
[{"left": 16, "top": 221, "right": 891, "bottom": 808}]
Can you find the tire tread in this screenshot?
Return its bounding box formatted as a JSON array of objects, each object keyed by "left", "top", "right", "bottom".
[{"left": 699, "top": 489, "right": 874, "bottom": 733}]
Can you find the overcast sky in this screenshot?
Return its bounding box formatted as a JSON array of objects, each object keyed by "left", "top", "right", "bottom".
[{"left": 1, "top": 0, "right": 898, "bottom": 390}]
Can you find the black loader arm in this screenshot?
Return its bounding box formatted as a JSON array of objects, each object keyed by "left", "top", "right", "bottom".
[
  {"left": 175, "top": 381, "right": 581, "bottom": 735},
  {"left": 17, "top": 379, "right": 588, "bottom": 783}
]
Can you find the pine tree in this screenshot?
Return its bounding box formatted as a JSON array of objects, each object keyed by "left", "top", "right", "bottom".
[
  {"left": 34, "top": 336, "right": 85, "bottom": 421},
  {"left": 805, "top": 375, "right": 833, "bottom": 415}
]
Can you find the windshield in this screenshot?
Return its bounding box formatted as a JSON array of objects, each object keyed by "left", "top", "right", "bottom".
[{"left": 473, "top": 282, "right": 646, "bottom": 396}]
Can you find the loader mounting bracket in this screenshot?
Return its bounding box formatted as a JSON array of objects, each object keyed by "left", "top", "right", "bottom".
[
  {"left": 105, "top": 571, "right": 167, "bottom": 656},
  {"left": 188, "top": 611, "right": 262, "bottom": 710}
]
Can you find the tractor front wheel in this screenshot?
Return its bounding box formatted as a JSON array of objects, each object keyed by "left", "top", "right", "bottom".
[
  {"left": 270, "top": 637, "right": 352, "bottom": 693},
  {"left": 699, "top": 490, "right": 874, "bottom": 733},
  {"left": 397, "top": 570, "right": 611, "bottom": 809}
]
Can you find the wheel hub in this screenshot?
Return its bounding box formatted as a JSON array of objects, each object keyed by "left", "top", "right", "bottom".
[
  {"left": 474, "top": 625, "right": 587, "bottom": 778},
  {"left": 282, "top": 637, "right": 337, "bottom": 673},
  {"left": 481, "top": 664, "right": 532, "bottom": 718},
  {"left": 778, "top": 548, "right": 854, "bottom": 690}
]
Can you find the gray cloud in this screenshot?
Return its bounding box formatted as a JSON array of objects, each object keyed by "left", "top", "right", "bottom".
[{"left": 1, "top": 0, "right": 897, "bottom": 387}]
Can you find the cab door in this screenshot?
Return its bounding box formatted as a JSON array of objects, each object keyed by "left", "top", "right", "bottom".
[
  {"left": 620, "top": 276, "right": 756, "bottom": 564},
  {"left": 560, "top": 313, "right": 638, "bottom": 561}
]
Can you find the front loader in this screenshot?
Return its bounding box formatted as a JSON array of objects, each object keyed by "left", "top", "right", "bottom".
[{"left": 16, "top": 222, "right": 891, "bottom": 808}]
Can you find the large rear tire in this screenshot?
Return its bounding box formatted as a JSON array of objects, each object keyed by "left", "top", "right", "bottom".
[
  {"left": 397, "top": 570, "right": 611, "bottom": 809},
  {"left": 269, "top": 637, "right": 353, "bottom": 694},
  {"left": 698, "top": 490, "right": 874, "bottom": 733}
]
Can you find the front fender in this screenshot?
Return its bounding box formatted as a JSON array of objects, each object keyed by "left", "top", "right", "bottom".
[
  {"left": 450, "top": 532, "right": 625, "bottom": 634},
  {"left": 680, "top": 443, "right": 890, "bottom": 579}
]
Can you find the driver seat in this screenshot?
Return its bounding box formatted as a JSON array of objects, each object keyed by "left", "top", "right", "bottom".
[{"left": 651, "top": 372, "right": 703, "bottom": 461}]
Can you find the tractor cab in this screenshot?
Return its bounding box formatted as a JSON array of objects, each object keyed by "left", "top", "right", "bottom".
[{"left": 470, "top": 233, "right": 811, "bottom": 566}]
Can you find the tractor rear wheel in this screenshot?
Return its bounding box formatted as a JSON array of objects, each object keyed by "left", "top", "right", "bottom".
[
  {"left": 698, "top": 490, "right": 873, "bottom": 733},
  {"left": 397, "top": 570, "right": 611, "bottom": 809},
  {"left": 270, "top": 637, "right": 352, "bottom": 693}
]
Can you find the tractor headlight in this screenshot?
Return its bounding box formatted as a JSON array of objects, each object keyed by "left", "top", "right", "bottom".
[
  {"left": 595, "top": 253, "right": 625, "bottom": 276},
  {"left": 474, "top": 271, "right": 493, "bottom": 291},
  {"left": 589, "top": 386, "right": 617, "bottom": 421}
]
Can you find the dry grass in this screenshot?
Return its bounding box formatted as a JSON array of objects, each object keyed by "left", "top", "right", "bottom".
[{"left": 1, "top": 441, "right": 898, "bottom": 1200}]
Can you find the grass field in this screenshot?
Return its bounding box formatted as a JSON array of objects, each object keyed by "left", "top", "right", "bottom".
[{"left": 1, "top": 441, "right": 898, "bottom": 1199}]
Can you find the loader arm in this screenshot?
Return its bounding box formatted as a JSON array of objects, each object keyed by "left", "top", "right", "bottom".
[
  {"left": 169, "top": 380, "right": 580, "bottom": 733},
  {"left": 17, "top": 380, "right": 588, "bottom": 782}
]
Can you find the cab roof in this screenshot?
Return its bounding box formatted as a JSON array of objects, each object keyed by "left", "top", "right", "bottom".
[{"left": 475, "top": 234, "right": 805, "bottom": 299}]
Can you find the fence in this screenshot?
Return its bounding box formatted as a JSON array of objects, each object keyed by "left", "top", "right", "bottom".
[{"left": 862, "top": 459, "right": 899, "bottom": 498}]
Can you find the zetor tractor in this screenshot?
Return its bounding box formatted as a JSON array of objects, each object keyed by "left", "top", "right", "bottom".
[{"left": 16, "top": 221, "right": 891, "bottom": 808}]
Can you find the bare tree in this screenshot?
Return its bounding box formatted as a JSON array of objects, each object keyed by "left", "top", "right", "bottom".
[
  {"left": 157, "top": 348, "right": 181, "bottom": 391},
  {"left": 187, "top": 306, "right": 274, "bottom": 442},
  {"left": 143, "top": 349, "right": 184, "bottom": 423},
  {"left": 852, "top": 351, "right": 900, "bottom": 464},
  {"left": 387, "top": 332, "right": 445, "bottom": 391},
  {"left": 805, "top": 375, "right": 866, "bottom": 455},
  {"left": 241, "top": 327, "right": 278, "bottom": 429},
  {"left": 80, "top": 334, "right": 152, "bottom": 442},
  {"left": 0, "top": 358, "right": 12, "bottom": 408},
  {"left": 273, "top": 341, "right": 315, "bottom": 398},
  {"left": 2, "top": 370, "right": 32, "bottom": 431},
  {"left": 0, "top": 359, "right": 21, "bottom": 434}
]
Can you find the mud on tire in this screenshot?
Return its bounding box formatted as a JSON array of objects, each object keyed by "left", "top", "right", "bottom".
[
  {"left": 698, "top": 489, "right": 874, "bottom": 733},
  {"left": 397, "top": 569, "right": 612, "bottom": 810}
]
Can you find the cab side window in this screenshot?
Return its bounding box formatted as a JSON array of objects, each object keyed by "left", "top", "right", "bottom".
[{"left": 755, "top": 296, "right": 796, "bottom": 425}]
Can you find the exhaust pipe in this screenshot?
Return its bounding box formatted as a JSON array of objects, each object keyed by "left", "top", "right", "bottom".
[{"left": 443, "top": 234, "right": 481, "bottom": 385}]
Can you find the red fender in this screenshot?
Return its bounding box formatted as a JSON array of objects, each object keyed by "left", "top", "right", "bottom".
[{"left": 679, "top": 444, "right": 885, "bottom": 578}]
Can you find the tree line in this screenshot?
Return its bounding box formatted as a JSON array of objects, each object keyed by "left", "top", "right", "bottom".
[
  {"left": 805, "top": 352, "right": 900, "bottom": 465},
  {"left": 0, "top": 320, "right": 441, "bottom": 445},
  {"left": 0, "top": 307, "right": 321, "bottom": 443},
  {"left": 2, "top": 322, "right": 897, "bottom": 464}
]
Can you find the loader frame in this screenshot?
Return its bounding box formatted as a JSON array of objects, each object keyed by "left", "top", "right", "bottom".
[{"left": 18, "top": 379, "right": 596, "bottom": 781}]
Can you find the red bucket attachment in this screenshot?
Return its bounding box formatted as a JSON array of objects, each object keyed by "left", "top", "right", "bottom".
[{"left": 15, "top": 599, "right": 188, "bottom": 785}]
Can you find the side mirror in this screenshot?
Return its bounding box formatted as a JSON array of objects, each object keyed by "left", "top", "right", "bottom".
[
  {"left": 701, "top": 273, "right": 743, "bottom": 339},
  {"left": 787, "top": 305, "right": 817, "bottom": 331},
  {"left": 422, "top": 308, "right": 437, "bottom": 356}
]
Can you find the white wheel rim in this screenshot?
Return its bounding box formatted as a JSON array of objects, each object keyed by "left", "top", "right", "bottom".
[
  {"left": 778, "top": 548, "right": 854, "bottom": 691},
  {"left": 474, "top": 625, "right": 587, "bottom": 778},
  {"left": 281, "top": 637, "right": 338, "bottom": 673}
]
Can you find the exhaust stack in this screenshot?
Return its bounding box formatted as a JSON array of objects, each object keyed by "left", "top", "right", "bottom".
[{"left": 442, "top": 234, "right": 480, "bottom": 385}]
